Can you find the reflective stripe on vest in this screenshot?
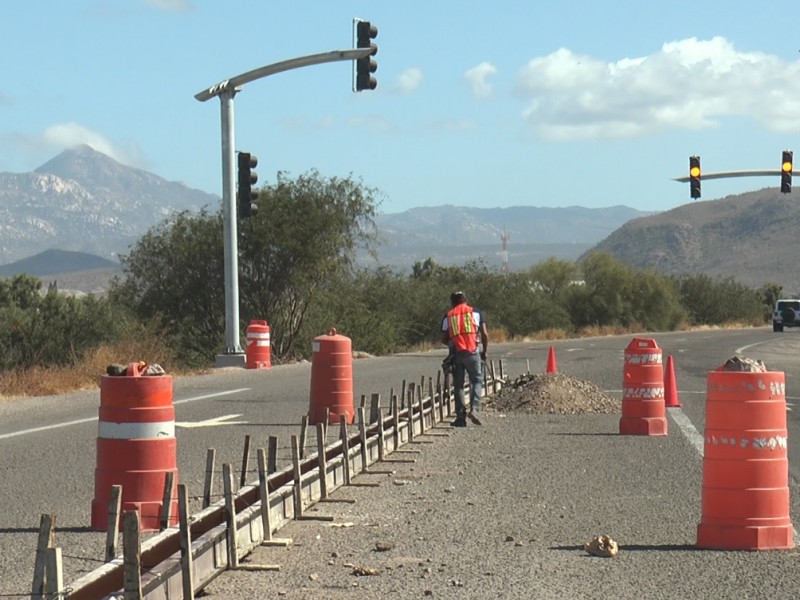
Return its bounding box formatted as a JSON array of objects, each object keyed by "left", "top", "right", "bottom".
[{"left": 447, "top": 304, "right": 478, "bottom": 352}]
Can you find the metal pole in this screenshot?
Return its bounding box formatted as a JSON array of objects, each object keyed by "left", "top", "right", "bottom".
[
  {"left": 219, "top": 89, "right": 242, "bottom": 356},
  {"left": 195, "top": 45, "right": 374, "bottom": 364}
]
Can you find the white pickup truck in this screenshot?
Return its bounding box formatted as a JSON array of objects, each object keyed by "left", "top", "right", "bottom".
[{"left": 773, "top": 299, "right": 800, "bottom": 332}]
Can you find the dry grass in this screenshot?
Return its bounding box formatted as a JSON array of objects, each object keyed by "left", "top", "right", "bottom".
[
  {"left": 0, "top": 334, "right": 184, "bottom": 401},
  {"left": 0, "top": 321, "right": 765, "bottom": 401}
]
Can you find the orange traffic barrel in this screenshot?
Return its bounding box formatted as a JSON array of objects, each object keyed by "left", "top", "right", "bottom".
[
  {"left": 696, "top": 366, "right": 794, "bottom": 550},
  {"left": 90, "top": 364, "right": 178, "bottom": 532},
  {"left": 245, "top": 320, "right": 271, "bottom": 369},
  {"left": 619, "top": 337, "right": 667, "bottom": 436},
  {"left": 308, "top": 329, "right": 354, "bottom": 425}
]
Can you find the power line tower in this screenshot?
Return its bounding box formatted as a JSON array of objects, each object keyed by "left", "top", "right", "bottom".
[{"left": 500, "top": 229, "right": 510, "bottom": 274}]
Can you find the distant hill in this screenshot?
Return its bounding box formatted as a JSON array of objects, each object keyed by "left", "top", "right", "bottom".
[
  {"left": 6, "top": 145, "right": 791, "bottom": 294},
  {"left": 0, "top": 144, "right": 218, "bottom": 264},
  {"left": 366, "top": 204, "right": 652, "bottom": 271},
  {"left": 0, "top": 145, "right": 653, "bottom": 276},
  {"left": 0, "top": 249, "right": 117, "bottom": 277},
  {"left": 583, "top": 187, "right": 800, "bottom": 293}
]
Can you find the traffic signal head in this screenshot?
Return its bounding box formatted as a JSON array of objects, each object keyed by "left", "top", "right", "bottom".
[
  {"left": 237, "top": 152, "right": 258, "bottom": 219},
  {"left": 781, "top": 150, "right": 793, "bottom": 194},
  {"left": 355, "top": 20, "right": 378, "bottom": 91},
  {"left": 689, "top": 155, "right": 701, "bottom": 199}
]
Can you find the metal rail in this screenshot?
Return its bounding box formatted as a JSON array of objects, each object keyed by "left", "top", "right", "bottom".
[{"left": 63, "top": 376, "right": 477, "bottom": 599}]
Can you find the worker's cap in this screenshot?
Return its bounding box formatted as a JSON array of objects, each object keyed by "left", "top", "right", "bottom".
[{"left": 450, "top": 291, "right": 467, "bottom": 305}]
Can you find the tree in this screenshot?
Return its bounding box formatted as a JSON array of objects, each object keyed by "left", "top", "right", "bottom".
[
  {"left": 112, "top": 209, "right": 227, "bottom": 364},
  {"left": 571, "top": 252, "right": 636, "bottom": 327},
  {"left": 0, "top": 274, "right": 139, "bottom": 371},
  {"left": 113, "top": 171, "right": 382, "bottom": 364},
  {"left": 0, "top": 274, "right": 41, "bottom": 310},
  {"left": 759, "top": 282, "right": 783, "bottom": 319},
  {"left": 529, "top": 258, "right": 579, "bottom": 299},
  {"left": 489, "top": 272, "right": 573, "bottom": 337},
  {"left": 238, "top": 170, "right": 381, "bottom": 359},
  {"left": 677, "top": 274, "right": 763, "bottom": 326},
  {"left": 629, "top": 270, "right": 685, "bottom": 331}
]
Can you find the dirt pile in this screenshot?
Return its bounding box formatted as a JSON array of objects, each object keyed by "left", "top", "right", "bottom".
[{"left": 485, "top": 372, "right": 621, "bottom": 415}]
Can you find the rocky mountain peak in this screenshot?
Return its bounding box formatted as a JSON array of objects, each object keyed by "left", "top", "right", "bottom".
[{"left": 0, "top": 145, "right": 219, "bottom": 264}]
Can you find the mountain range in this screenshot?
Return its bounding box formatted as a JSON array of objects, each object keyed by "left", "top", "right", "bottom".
[
  {"left": 587, "top": 186, "right": 799, "bottom": 292},
  {"left": 1, "top": 145, "right": 795, "bottom": 295},
  {"left": 0, "top": 145, "right": 650, "bottom": 278},
  {"left": 0, "top": 145, "right": 218, "bottom": 265}
]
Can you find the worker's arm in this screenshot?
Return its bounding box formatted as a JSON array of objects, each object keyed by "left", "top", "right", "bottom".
[
  {"left": 440, "top": 315, "right": 450, "bottom": 346},
  {"left": 479, "top": 323, "right": 488, "bottom": 360}
]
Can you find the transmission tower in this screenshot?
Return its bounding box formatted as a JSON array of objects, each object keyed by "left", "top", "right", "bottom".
[{"left": 500, "top": 229, "right": 510, "bottom": 274}]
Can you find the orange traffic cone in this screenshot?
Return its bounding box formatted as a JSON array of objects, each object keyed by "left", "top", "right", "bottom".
[
  {"left": 664, "top": 355, "right": 681, "bottom": 408},
  {"left": 546, "top": 346, "right": 557, "bottom": 374}
]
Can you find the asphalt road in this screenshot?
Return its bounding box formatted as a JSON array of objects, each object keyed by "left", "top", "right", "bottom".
[{"left": 1, "top": 326, "right": 798, "bottom": 597}]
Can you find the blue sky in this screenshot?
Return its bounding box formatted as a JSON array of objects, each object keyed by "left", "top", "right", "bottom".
[{"left": 2, "top": 1, "right": 800, "bottom": 214}]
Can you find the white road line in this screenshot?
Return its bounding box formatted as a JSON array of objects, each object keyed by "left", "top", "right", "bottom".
[
  {"left": 173, "top": 389, "right": 249, "bottom": 406},
  {"left": 175, "top": 414, "right": 248, "bottom": 428},
  {"left": 0, "top": 388, "right": 250, "bottom": 441},
  {"left": 735, "top": 340, "right": 773, "bottom": 354},
  {"left": 667, "top": 408, "right": 705, "bottom": 455}
]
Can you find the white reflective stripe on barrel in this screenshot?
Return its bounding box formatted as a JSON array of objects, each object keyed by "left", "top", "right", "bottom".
[
  {"left": 255, "top": 340, "right": 270, "bottom": 346},
  {"left": 248, "top": 332, "right": 270, "bottom": 339},
  {"left": 98, "top": 421, "right": 175, "bottom": 439}
]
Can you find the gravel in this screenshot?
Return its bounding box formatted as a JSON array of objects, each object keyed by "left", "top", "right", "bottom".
[{"left": 200, "top": 374, "right": 800, "bottom": 600}]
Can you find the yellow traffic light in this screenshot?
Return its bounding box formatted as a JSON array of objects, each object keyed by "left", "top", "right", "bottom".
[
  {"left": 782, "top": 150, "right": 793, "bottom": 194},
  {"left": 689, "top": 156, "right": 701, "bottom": 199}
]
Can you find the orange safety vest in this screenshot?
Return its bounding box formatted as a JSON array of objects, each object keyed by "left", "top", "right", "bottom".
[{"left": 447, "top": 303, "right": 478, "bottom": 352}]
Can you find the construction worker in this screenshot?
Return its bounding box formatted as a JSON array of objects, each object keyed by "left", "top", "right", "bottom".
[{"left": 440, "top": 291, "right": 489, "bottom": 427}]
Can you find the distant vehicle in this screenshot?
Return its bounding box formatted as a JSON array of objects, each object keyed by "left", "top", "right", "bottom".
[{"left": 772, "top": 299, "right": 800, "bottom": 332}]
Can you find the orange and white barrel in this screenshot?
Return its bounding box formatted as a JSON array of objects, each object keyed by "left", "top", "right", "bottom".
[
  {"left": 90, "top": 364, "right": 178, "bottom": 532},
  {"left": 697, "top": 367, "right": 794, "bottom": 550},
  {"left": 308, "top": 329, "right": 354, "bottom": 425},
  {"left": 245, "top": 320, "right": 271, "bottom": 369},
  {"left": 619, "top": 337, "right": 667, "bottom": 436}
]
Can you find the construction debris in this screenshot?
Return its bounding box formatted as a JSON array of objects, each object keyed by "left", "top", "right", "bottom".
[
  {"left": 584, "top": 535, "right": 619, "bottom": 558},
  {"left": 485, "top": 372, "right": 621, "bottom": 415}
]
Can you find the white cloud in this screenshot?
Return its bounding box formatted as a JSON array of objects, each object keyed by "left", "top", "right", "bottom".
[
  {"left": 516, "top": 36, "right": 800, "bottom": 140},
  {"left": 396, "top": 68, "right": 423, "bottom": 94},
  {"left": 465, "top": 62, "right": 497, "bottom": 99},
  {"left": 40, "top": 123, "right": 144, "bottom": 167}
]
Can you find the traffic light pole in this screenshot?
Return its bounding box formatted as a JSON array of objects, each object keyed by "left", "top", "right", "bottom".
[
  {"left": 673, "top": 169, "right": 791, "bottom": 182},
  {"left": 219, "top": 88, "right": 239, "bottom": 358},
  {"left": 195, "top": 47, "right": 373, "bottom": 366}
]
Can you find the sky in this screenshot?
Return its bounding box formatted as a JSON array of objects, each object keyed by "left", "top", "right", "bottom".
[{"left": 3, "top": 1, "right": 800, "bottom": 215}]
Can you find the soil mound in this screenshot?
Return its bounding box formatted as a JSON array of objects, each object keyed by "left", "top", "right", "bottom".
[{"left": 485, "top": 372, "right": 621, "bottom": 415}]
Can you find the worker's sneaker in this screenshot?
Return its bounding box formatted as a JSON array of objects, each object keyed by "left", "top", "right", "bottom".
[
  {"left": 468, "top": 411, "right": 482, "bottom": 426},
  {"left": 451, "top": 415, "right": 467, "bottom": 427}
]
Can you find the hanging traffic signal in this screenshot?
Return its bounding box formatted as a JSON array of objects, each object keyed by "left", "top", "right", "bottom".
[
  {"left": 237, "top": 152, "right": 258, "bottom": 218},
  {"left": 355, "top": 20, "right": 378, "bottom": 91},
  {"left": 689, "top": 155, "right": 701, "bottom": 199},
  {"left": 781, "top": 150, "right": 793, "bottom": 194}
]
